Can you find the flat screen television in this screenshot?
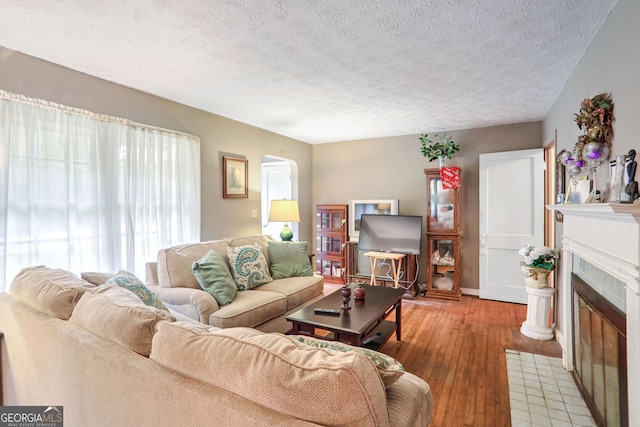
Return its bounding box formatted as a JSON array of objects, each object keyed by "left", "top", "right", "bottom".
[{"left": 357, "top": 214, "right": 423, "bottom": 255}]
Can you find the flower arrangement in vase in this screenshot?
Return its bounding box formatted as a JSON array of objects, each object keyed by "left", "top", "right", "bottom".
[
  {"left": 418, "top": 133, "right": 460, "bottom": 167},
  {"left": 519, "top": 243, "right": 559, "bottom": 288}
]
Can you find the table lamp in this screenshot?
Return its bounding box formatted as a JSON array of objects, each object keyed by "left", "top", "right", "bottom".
[{"left": 268, "top": 199, "right": 300, "bottom": 241}]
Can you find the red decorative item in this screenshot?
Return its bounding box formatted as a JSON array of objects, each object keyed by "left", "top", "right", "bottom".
[{"left": 440, "top": 166, "right": 460, "bottom": 189}]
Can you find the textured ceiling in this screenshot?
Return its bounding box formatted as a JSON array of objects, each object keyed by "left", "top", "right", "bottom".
[{"left": 0, "top": 0, "right": 617, "bottom": 144}]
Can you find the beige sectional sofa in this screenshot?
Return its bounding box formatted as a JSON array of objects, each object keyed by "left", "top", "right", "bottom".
[
  {"left": 0, "top": 265, "right": 433, "bottom": 426},
  {"left": 146, "top": 235, "right": 325, "bottom": 331}
]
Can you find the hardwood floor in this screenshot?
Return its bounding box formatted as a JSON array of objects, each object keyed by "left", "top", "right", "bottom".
[{"left": 380, "top": 295, "right": 562, "bottom": 427}]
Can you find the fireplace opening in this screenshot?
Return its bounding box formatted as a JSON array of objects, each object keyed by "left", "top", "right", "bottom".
[{"left": 572, "top": 273, "right": 627, "bottom": 426}]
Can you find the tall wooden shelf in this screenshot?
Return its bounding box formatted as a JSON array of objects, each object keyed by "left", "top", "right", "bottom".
[
  {"left": 316, "top": 204, "right": 348, "bottom": 285},
  {"left": 425, "top": 168, "right": 462, "bottom": 300}
]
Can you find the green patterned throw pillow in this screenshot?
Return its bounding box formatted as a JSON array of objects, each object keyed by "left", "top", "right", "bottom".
[
  {"left": 292, "top": 336, "right": 404, "bottom": 388},
  {"left": 105, "top": 270, "right": 168, "bottom": 311},
  {"left": 226, "top": 243, "right": 273, "bottom": 291}
]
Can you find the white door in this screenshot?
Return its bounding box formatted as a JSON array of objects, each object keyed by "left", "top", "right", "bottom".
[{"left": 479, "top": 149, "right": 545, "bottom": 304}]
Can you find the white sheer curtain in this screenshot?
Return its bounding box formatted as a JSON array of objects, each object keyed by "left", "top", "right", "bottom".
[{"left": 0, "top": 90, "right": 200, "bottom": 291}]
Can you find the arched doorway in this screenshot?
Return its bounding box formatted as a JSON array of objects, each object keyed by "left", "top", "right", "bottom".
[{"left": 261, "top": 156, "right": 299, "bottom": 240}]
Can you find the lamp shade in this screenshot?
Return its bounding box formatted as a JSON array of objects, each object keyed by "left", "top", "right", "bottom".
[{"left": 268, "top": 199, "right": 300, "bottom": 223}]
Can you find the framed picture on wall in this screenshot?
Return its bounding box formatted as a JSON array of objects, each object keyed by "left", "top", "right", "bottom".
[{"left": 223, "top": 156, "right": 248, "bottom": 198}]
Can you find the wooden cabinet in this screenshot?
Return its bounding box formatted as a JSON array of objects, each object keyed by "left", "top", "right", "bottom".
[
  {"left": 316, "top": 204, "right": 348, "bottom": 284},
  {"left": 425, "top": 168, "right": 461, "bottom": 300}
]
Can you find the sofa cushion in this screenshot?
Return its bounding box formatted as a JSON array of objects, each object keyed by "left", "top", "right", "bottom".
[
  {"left": 192, "top": 249, "right": 237, "bottom": 306},
  {"left": 69, "top": 285, "right": 175, "bottom": 356},
  {"left": 150, "top": 324, "right": 390, "bottom": 426},
  {"left": 226, "top": 243, "right": 273, "bottom": 290},
  {"left": 106, "top": 270, "right": 168, "bottom": 311},
  {"left": 255, "top": 276, "right": 324, "bottom": 310},
  {"left": 208, "top": 289, "right": 287, "bottom": 328},
  {"left": 157, "top": 240, "right": 229, "bottom": 289},
  {"left": 10, "top": 265, "right": 95, "bottom": 320},
  {"left": 291, "top": 336, "right": 405, "bottom": 388},
  {"left": 80, "top": 271, "right": 114, "bottom": 285},
  {"left": 267, "top": 241, "right": 313, "bottom": 279}
]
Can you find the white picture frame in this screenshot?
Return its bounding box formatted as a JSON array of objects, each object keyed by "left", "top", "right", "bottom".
[{"left": 348, "top": 199, "right": 399, "bottom": 241}]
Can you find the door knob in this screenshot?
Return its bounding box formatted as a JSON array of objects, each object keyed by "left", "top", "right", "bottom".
[{"left": 480, "top": 233, "right": 488, "bottom": 255}]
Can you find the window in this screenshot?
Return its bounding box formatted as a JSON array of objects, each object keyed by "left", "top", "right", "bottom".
[{"left": 0, "top": 90, "right": 200, "bottom": 291}]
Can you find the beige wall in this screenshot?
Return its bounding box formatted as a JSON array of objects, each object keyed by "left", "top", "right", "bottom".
[
  {"left": 313, "top": 122, "right": 542, "bottom": 289},
  {"left": 542, "top": 0, "right": 639, "bottom": 333},
  {"left": 0, "top": 46, "right": 315, "bottom": 244},
  {"left": 543, "top": 0, "right": 638, "bottom": 160}
]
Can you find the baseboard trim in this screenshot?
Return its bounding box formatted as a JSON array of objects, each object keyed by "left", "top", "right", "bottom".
[{"left": 461, "top": 287, "right": 479, "bottom": 296}]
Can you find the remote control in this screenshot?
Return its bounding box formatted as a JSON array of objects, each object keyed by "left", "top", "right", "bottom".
[{"left": 314, "top": 308, "right": 340, "bottom": 315}]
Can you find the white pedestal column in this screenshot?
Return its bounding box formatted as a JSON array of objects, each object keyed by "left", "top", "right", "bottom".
[{"left": 521, "top": 286, "right": 555, "bottom": 340}]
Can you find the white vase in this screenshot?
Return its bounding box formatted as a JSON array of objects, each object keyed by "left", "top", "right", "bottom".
[
  {"left": 610, "top": 154, "right": 625, "bottom": 202},
  {"left": 438, "top": 156, "right": 448, "bottom": 168}
]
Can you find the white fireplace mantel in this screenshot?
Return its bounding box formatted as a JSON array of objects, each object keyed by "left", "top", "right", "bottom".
[{"left": 549, "top": 203, "right": 640, "bottom": 426}]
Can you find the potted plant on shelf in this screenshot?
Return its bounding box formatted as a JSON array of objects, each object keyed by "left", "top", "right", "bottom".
[
  {"left": 419, "top": 133, "right": 460, "bottom": 168},
  {"left": 518, "top": 243, "right": 559, "bottom": 288}
]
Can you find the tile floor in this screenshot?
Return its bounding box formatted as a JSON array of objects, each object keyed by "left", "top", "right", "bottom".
[{"left": 506, "top": 349, "right": 596, "bottom": 427}]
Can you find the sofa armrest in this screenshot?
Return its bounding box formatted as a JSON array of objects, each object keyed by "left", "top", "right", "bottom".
[
  {"left": 387, "top": 372, "right": 433, "bottom": 427},
  {"left": 148, "top": 284, "right": 219, "bottom": 324}
]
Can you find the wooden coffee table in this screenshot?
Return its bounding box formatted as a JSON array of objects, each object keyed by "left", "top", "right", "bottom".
[{"left": 286, "top": 283, "right": 403, "bottom": 351}]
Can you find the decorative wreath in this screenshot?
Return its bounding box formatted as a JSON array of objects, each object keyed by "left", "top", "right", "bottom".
[
  {"left": 575, "top": 93, "right": 614, "bottom": 150},
  {"left": 561, "top": 93, "right": 615, "bottom": 176}
]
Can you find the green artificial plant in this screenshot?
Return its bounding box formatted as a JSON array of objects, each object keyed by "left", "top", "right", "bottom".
[{"left": 419, "top": 133, "right": 460, "bottom": 161}]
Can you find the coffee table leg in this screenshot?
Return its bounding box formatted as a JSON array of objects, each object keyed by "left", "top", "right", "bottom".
[
  {"left": 395, "top": 302, "right": 402, "bottom": 341},
  {"left": 290, "top": 322, "right": 300, "bottom": 335}
]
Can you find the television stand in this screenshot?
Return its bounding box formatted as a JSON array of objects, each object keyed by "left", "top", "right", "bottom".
[{"left": 363, "top": 252, "right": 406, "bottom": 288}]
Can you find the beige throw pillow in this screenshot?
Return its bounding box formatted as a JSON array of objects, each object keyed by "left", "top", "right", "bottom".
[
  {"left": 150, "top": 325, "right": 390, "bottom": 426},
  {"left": 10, "top": 265, "right": 95, "bottom": 320},
  {"left": 69, "top": 285, "right": 174, "bottom": 356},
  {"left": 80, "top": 271, "right": 114, "bottom": 286},
  {"left": 157, "top": 240, "right": 229, "bottom": 289}
]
